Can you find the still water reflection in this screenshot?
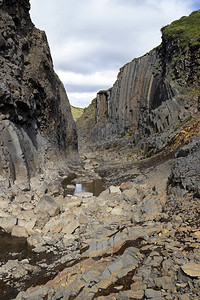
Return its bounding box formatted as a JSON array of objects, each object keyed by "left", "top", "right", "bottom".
[{"left": 74, "top": 179, "right": 104, "bottom": 197}]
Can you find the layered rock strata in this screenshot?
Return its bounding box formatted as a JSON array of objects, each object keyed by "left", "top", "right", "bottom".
[
  {"left": 77, "top": 11, "right": 200, "bottom": 152},
  {"left": 0, "top": 0, "right": 77, "bottom": 189}
]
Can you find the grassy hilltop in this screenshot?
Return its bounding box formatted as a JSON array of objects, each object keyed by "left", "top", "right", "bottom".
[
  {"left": 161, "top": 10, "right": 200, "bottom": 48},
  {"left": 71, "top": 105, "right": 84, "bottom": 121}
]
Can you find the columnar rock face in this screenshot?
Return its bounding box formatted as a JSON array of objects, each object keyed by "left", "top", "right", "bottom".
[
  {"left": 0, "top": 0, "right": 77, "bottom": 187},
  {"left": 77, "top": 11, "right": 200, "bottom": 150}
]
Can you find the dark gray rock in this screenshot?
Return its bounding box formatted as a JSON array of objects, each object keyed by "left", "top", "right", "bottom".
[
  {"left": 169, "top": 136, "right": 200, "bottom": 196},
  {"left": 0, "top": 0, "right": 78, "bottom": 188},
  {"left": 77, "top": 12, "right": 197, "bottom": 153},
  {"left": 0, "top": 34, "right": 5, "bottom": 48}
]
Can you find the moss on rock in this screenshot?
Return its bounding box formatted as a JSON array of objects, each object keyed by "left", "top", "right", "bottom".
[{"left": 161, "top": 10, "right": 200, "bottom": 49}]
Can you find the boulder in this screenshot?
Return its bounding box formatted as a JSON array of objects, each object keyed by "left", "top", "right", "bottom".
[
  {"left": 11, "top": 225, "right": 28, "bottom": 238},
  {"left": 0, "top": 217, "right": 17, "bottom": 233},
  {"left": 34, "top": 195, "right": 60, "bottom": 217}
]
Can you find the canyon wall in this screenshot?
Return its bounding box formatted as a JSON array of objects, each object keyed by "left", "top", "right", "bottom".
[
  {"left": 0, "top": 0, "right": 77, "bottom": 189},
  {"left": 77, "top": 11, "right": 200, "bottom": 153}
]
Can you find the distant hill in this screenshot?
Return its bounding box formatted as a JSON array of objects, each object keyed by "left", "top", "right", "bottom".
[{"left": 71, "top": 105, "right": 84, "bottom": 121}]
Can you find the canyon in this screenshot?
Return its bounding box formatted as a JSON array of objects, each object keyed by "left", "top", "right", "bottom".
[{"left": 0, "top": 1, "right": 199, "bottom": 300}]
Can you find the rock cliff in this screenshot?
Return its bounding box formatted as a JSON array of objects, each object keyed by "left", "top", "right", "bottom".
[
  {"left": 0, "top": 0, "right": 77, "bottom": 189},
  {"left": 0, "top": 7, "right": 200, "bottom": 299},
  {"left": 77, "top": 10, "right": 200, "bottom": 154}
]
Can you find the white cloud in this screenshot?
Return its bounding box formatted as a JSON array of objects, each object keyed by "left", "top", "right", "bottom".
[
  {"left": 57, "top": 70, "right": 117, "bottom": 88},
  {"left": 30, "top": 0, "right": 198, "bottom": 107},
  {"left": 68, "top": 92, "right": 97, "bottom": 108}
]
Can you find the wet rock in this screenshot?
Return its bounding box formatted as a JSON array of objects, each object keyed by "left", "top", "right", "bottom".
[
  {"left": 0, "top": 260, "right": 27, "bottom": 279},
  {"left": 34, "top": 195, "right": 60, "bottom": 217}
]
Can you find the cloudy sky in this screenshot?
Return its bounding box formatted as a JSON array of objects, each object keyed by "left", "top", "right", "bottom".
[{"left": 30, "top": 0, "right": 200, "bottom": 108}]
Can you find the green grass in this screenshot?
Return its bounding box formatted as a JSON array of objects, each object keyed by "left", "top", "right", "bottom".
[
  {"left": 71, "top": 105, "right": 84, "bottom": 121},
  {"left": 79, "top": 98, "right": 96, "bottom": 121},
  {"left": 98, "top": 90, "right": 108, "bottom": 95},
  {"left": 161, "top": 10, "right": 200, "bottom": 48}
]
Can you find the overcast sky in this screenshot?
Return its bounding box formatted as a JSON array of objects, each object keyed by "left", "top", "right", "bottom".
[{"left": 30, "top": 0, "right": 200, "bottom": 108}]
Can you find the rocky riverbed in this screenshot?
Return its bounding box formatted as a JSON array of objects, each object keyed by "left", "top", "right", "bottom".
[
  {"left": 0, "top": 2, "right": 200, "bottom": 299},
  {"left": 0, "top": 143, "right": 199, "bottom": 300}
]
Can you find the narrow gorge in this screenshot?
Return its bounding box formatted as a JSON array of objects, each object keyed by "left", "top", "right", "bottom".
[
  {"left": 0, "top": 2, "right": 200, "bottom": 300},
  {"left": 77, "top": 11, "right": 200, "bottom": 156}
]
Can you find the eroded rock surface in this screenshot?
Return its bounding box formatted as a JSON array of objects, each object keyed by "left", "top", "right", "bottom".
[
  {"left": 0, "top": 4, "right": 200, "bottom": 300},
  {"left": 1, "top": 142, "right": 199, "bottom": 300},
  {"left": 0, "top": 0, "right": 78, "bottom": 189},
  {"left": 77, "top": 11, "right": 200, "bottom": 155}
]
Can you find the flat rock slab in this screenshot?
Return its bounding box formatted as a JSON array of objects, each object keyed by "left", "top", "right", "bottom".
[
  {"left": 181, "top": 262, "right": 200, "bottom": 277},
  {"left": 75, "top": 192, "right": 93, "bottom": 198}
]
